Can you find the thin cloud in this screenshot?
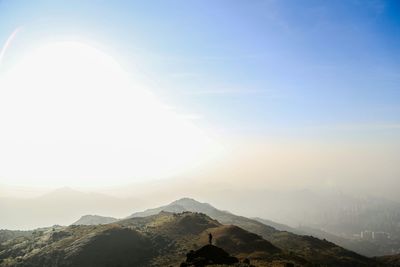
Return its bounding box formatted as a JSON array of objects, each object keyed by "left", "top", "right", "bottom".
[
  {"left": 185, "top": 87, "right": 287, "bottom": 99},
  {"left": 168, "top": 72, "right": 204, "bottom": 78},
  {"left": 0, "top": 27, "right": 21, "bottom": 67},
  {"left": 310, "top": 123, "right": 400, "bottom": 132}
]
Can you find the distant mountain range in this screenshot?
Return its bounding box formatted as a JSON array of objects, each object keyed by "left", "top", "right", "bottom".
[
  {"left": 71, "top": 215, "right": 118, "bottom": 225},
  {"left": 127, "top": 198, "right": 383, "bottom": 266},
  {"left": 2, "top": 185, "right": 400, "bottom": 260},
  {"left": 0, "top": 187, "right": 140, "bottom": 230},
  {"left": 3, "top": 187, "right": 400, "bottom": 257},
  {"left": 67, "top": 197, "right": 400, "bottom": 260},
  {"left": 0, "top": 211, "right": 293, "bottom": 266},
  {"left": 1, "top": 209, "right": 385, "bottom": 267}
]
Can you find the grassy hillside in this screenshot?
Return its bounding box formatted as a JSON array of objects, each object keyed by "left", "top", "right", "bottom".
[
  {"left": 0, "top": 212, "right": 304, "bottom": 267},
  {"left": 0, "top": 198, "right": 386, "bottom": 266},
  {"left": 375, "top": 253, "right": 400, "bottom": 266},
  {"left": 0, "top": 224, "right": 155, "bottom": 267},
  {"left": 131, "top": 198, "right": 378, "bottom": 267}
]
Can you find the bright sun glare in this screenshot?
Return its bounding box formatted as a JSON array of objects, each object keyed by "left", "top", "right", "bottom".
[{"left": 0, "top": 41, "right": 218, "bottom": 187}]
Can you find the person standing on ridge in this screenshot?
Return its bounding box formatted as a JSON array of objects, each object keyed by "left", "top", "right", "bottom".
[{"left": 208, "top": 233, "right": 213, "bottom": 245}]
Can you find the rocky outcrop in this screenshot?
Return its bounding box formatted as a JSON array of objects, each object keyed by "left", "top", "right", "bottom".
[{"left": 180, "top": 244, "right": 239, "bottom": 266}]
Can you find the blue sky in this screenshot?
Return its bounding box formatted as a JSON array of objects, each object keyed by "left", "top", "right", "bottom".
[
  {"left": 0, "top": 1, "right": 399, "bottom": 195},
  {"left": 0, "top": 0, "right": 399, "bottom": 138}
]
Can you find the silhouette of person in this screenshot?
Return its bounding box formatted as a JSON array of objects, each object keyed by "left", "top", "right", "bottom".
[{"left": 208, "top": 233, "right": 213, "bottom": 245}]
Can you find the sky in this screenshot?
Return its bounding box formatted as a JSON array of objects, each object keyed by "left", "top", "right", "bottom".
[{"left": 0, "top": 1, "right": 399, "bottom": 198}]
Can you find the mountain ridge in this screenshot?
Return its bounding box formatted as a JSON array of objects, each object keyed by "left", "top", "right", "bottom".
[
  {"left": 128, "top": 198, "right": 377, "bottom": 266},
  {"left": 72, "top": 215, "right": 118, "bottom": 225},
  {"left": 1, "top": 197, "right": 391, "bottom": 266},
  {"left": 0, "top": 211, "right": 303, "bottom": 267}
]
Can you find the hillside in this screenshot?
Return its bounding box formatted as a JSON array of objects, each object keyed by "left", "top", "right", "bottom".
[
  {"left": 376, "top": 253, "right": 400, "bottom": 266},
  {"left": 119, "top": 212, "right": 298, "bottom": 266},
  {"left": 0, "top": 198, "right": 387, "bottom": 266},
  {"left": 0, "top": 224, "right": 155, "bottom": 267},
  {"left": 130, "top": 198, "right": 378, "bottom": 266},
  {"left": 0, "top": 230, "right": 33, "bottom": 244},
  {"left": 0, "top": 212, "right": 303, "bottom": 267}
]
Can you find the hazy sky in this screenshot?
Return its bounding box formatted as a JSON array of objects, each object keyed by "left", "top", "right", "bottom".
[{"left": 0, "top": 1, "right": 399, "bottom": 197}]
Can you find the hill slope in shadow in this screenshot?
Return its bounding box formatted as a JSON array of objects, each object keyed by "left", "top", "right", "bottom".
[
  {"left": 130, "top": 198, "right": 378, "bottom": 267},
  {"left": 0, "top": 212, "right": 304, "bottom": 267}
]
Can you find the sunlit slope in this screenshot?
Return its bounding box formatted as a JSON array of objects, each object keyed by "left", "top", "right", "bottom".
[
  {"left": 130, "top": 198, "right": 378, "bottom": 266},
  {"left": 0, "top": 212, "right": 300, "bottom": 267},
  {"left": 0, "top": 225, "right": 155, "bottom": 267},
  {"left": 0, "top": 199, "right": 383, "bottom": 267}
]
